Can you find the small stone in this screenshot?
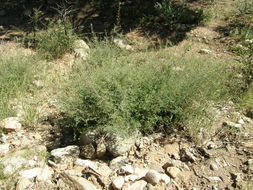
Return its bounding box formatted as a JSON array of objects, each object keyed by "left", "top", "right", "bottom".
[
  {"left": 75, "top": 158, "right": 98, "bottom": 168},
  {"left": 79, "top": 131, "right": 96, "bottom": 146},
  {"left": 124, "top": 175, "right": 139, "bottom": 182},
  {"left": 208, "top": 177, "right": 222, "bottom": 182},
  {"left": 36, "top": 166, "right": 54, "bottom": 181},
  {"left": 68, "top": 175, "right": 99, "bottom": 190},
  {"left": 199, "top": 49, "right": 212, "bottom": 54},
  {"left": 210, "top": 162, "right": 219, "bottom": 171},
  {"left": 238, "top": 119, "right": 245, "bottom": 125},
  {"left": 65, "top": 169, "right": 83, "bottom": 177},
  {"left": 149, "top": 162, "right": 164, "bottom": 173},
  {"left": 123, "top": 180, "right": 147, "bottom": 190},
  {"left": 1, "top": 117, "right": 22, "bottom": 132},
  {"left": 79, "top": 143, "right": 96, "bottom": 159},
  {"left": 16, "top": 177, "right": 32, "bottom": 190},
  {"left": 145, "top": 170, "right": 161, "bottom": 185},
  {"left": 3, "top": 156, "right": 28, "bottom": 175},
  {"left": 19, "top": 168, "right": 41, "bottom": 179},
  {"left": 118, "top": 165, "right": 134, "bottom": 175},
  {"left": 110, "top": 156, "right": 130, "bottom": 170},
  {"left": 73, "top": 40, "right": 90, "bottom": 60},
  {"left": 112, "top": 176, "right": 125, "bottom": 190},
  {"left": 106, "top": 134, "right": 137, "bottom": 157},
  {"left": 224, "top": 121, "right": 242, "bottom": 129},
  {"left": 0, "top": 144, "right": 9, "bottom": 155},
  {"left": 160, "top": 174, "right": 171, "bottom": 184},
  {"left": 180, "top": 148, "right": 196, "bottom": 163},
  {"left": 96, "top": 139, "right": 106, "bottom": 158},
  {"left": 166, "top": 167, "right": 181, "bottom": 179},
  {"left": 134, "top": 168, "right": 149, "bottom": 179},
  {"left": 51, "top": 145, "right": 80, "bottom": 162}
]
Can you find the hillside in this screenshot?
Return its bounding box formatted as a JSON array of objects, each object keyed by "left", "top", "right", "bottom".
[{"left": 0, "top": 0, "right": 253, "bottom": 189}]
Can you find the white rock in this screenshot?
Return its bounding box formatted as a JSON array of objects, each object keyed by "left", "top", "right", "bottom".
[
  {"left": 3, "top": 156, "right": 28, "bottom": 175},
  {"left": 134, "top": 168, "right": 149, "bottom": 179},
  {"left": 106, "top": 134, "right": 137, "bottom": 157},
  {"left": 124, "top": 175, "right": 139, "bottom": 182},
  {"left": 208, "top": 176, "right": 222, "bottom": 182},
  {"left": 118, "top": 165, "right": 134, "bottom": 175},
  {"left": 51, "top": 145, "right": 80, "bottom": 162},
  {"left": 36, "top": 166, "right": 54, "bottom": 181},
  {"left": 75, "top": 158, "right": 98, "bottom": 168},
  {"left": 1, "top": 117, "right": 22, "bottom": 132},
  {"left": 123, "top": 180, "right": 147, "bottom": 190},
  {"left": 113, "top": 38, "right": 133, "bottom": 51},
  {"left": 199, "top": 49, "right": 212, "bottom": 54},
  {"left": 160, "top": 174, "right": 171, "bottom": 184},
  {"left": 0, "top": 144, "right": 9, "bottom": 155},
  {"left": 166, "top": 167, "right": 181, "bottom": 179},
  {"left": 16, "top": 177, "right": 32, "bottom": 190},
  {"left": 73, "top": 40, "right": 90, "bottom": 59},
  {"left": 145, "top": 170, "right": 161, "bottom": 185},
  {"left": 238, "top": 119, "right": 245, "bottom": 125},
  {"left": 110, "top": 156, "right": 130, "bottom": 170},
  {"left": 69, "top": 175, "right": 99, "bottom": 190},
  {"left": 112, "top": 176, "right": 125, "bottom": 190},
  {"left": 20, "top": 168, "right": 41, "bottom": 179}
]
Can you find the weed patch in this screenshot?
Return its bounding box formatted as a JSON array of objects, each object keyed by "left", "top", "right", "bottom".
[{"left": 61, "top": 41, "right": 239, "bottom": 137}]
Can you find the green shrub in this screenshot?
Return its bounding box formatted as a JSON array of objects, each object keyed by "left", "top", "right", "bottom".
[
  {"left": 61, "top": 41, "right": 237, "bottom": 136},
  {"left": 36, "top": 20, "right": 78, "bottom": 60}
]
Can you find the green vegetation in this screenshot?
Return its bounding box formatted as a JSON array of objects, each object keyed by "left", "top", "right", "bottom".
[
  {"left": 35, "top": 20, "right": 78, "bottom": 60},
  {"left": 0, "top": 46, "right": 38, "bottom": 120},
  {"left": 61, "top": 41, "right": 239, "bottom": 136}
]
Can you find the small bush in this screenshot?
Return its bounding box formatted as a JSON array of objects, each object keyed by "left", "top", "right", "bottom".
[
  {"left": 36, "top": 20, "right": 78, "bottom": 60},
  {"left": 61, "top": 41, "right": 237, "bottom": 136}
]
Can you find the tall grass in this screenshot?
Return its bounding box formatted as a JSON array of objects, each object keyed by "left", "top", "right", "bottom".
[
  {"left": 61, "top": 41, "right": 239, "bottom": 136},
  {"left": 0, "top": 44, "right": 38, "bottom": 120}
]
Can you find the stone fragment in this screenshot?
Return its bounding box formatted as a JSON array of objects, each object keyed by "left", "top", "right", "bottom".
[
  {"left": 16, "top": 177, "right": 32, "bottom": 190},
  {"left": 160, "top": 174, "right": 171, "bottom": 184},
  {"left": 79, "top": 131, "right": 96, "bottom": 145},
  {"left": 210, "top": 162, "right": 219, "bottom": 171},
  {"left": 122, "top": 180, "right": 147, "bottom": 190},
  {"left": 51, "top": 145, "right": 80, "bottom": 162},
  {"left": 145, "top": 170, "right": 161, "bottom": 185},
  {"left": 149, "top": 162, "right": 164, "bottom": 173},
  {"left": 134, "top": 168, "right": 149, "bottom": 179},
  {"left": 79, "top": 144, "right": 96, "bottom": 159},
  {"left": 110, "top": 156, "right": 130, "bottom": 170},
  {"left": 61, "top": 173, "right": 99, "bottom": 190},
  {"left": 113, "top": 38, "right": 133, "bottom": 51},
  {"left": 180, "top": 148, "right": 196, "bottom": 162},
  {"left": 199, "top": 49, "right": 212, "bottom": 54},
  {"left": 118, "top": 165, "right": 134, "bottom": 175},
  {"left": 73, "top": 40, "right": 90, "bottom": 60},
  {"left": 19, "top": 166, "right": 53, "bottom": 181},
  {"left": 36, "top": 166, "right": 54, "bottom": 182},
  {"left": 208, "top": 177, "right": 222, "bottom": 182},
  {"left": 112, "top": 176, "right": 125, "bottom": 190},
  {"left": 166, "top": 167, "right": 181, "bottom": 179},
  {"left": 106, "top": 134, "right": 136, "bottom": 157},
  {"left": 0, "top": 144, "right": 9, "bottom": 155},
  {"left": 3, "top": 156, "right": 28, "bottom": 175},
  {"left": 1, "top": 117, "right": 22, "bottom": 132},
  {"left": 96, "top": 139, "right": 106, "bottom": 158},
  {"left": 124, "top": 175, "right": 139, "bottom": 182},
  {"left": 19, "top": 168, "right": 41, "bottom": 179},
  {"left": 75, "top": 159, "right": 98, "bottom": 168}
]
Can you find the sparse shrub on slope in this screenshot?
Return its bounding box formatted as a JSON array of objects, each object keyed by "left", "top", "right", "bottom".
[{"left": 61, "top": 41, "right": 237, "bottom": 136}]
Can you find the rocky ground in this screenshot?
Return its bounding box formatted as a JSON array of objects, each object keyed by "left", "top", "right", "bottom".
[
  {"left": 1, "top": 0, "right": 253, "bottom": 189},
  {"left": 1, "top": 101, "right": 253, "bottom": 190}
]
